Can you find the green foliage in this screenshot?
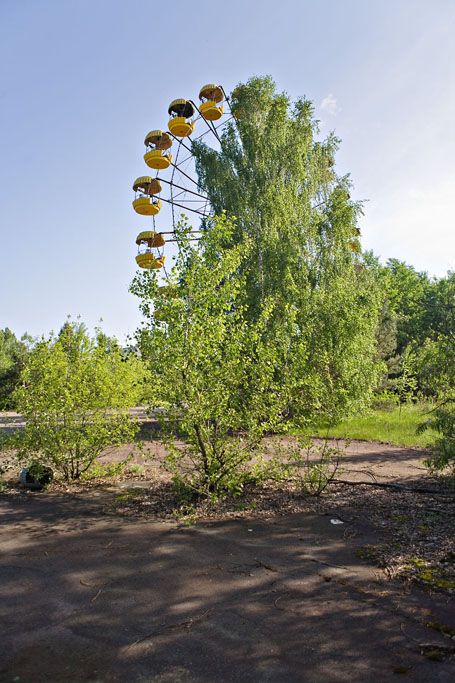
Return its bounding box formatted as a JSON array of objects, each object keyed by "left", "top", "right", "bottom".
[
  {"left": 413, "top": 335, "right": 454, "bottom": 399},
  {"left": 131, "top": 216, "right": 286, "bottom": 499},
  {"left": 388, "top": 346, "right": 417, "bottom": 407},
  {"left": 420, "top": 271, "right": 455, "bottom": 341},
  {"left": 370, "top": 391, "right": 399, "bottom": 412},
  {"left": 414, "top": 272, "right": 454, "bottom": 401},
  {"left": 131, "top": 77, "right": 389, "bottom": 497},
  {"left": 25, "top": 461, "right": 54, "bottom": 487},
  {"left": 192, "top": 75, "right": 383, "bottom": 423},
  {"left": 381, "top": 259, "right": 430, "bottom": 354},
  {"left": 0, "top": 328, "right": 31, "bottom": 409},
  {"left": 418, "top": 401, "right": 455, "bottom": 474},
  {"left": 285, "top": 437, "right": 344, "bottom": 496},
  {"left": 311, "top": 403, "right": 436, "bottom": 448},
  {"left": 7, "top": 322, "right": 142, "bottom": 481},
  {"left": 127, "top": 463, "right": 145, "bottom": 477},
  {"left": 80, "top": 458, "right": 131, "bottom": 481},
  {"left": 378, "top": 263, "right": 454, "bottom": 402},
  {"left": 413, "top": 273, "right": 454, "bottom": 401},
  {"left": 374, "top": 299, "right": 400, "bottom": 390}
]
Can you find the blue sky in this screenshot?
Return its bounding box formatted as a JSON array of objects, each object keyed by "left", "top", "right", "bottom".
[{"left": 1, "top": 0, "right": 454, "bottom": 341}]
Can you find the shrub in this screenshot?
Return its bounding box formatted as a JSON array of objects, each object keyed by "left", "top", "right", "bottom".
[
  {"left": 7, "top": 323, "right": 142, "bottom": 481},
  {"left": 284, "top": 437, "right": 344, "bottom": 496},
  {"left": 0, "top": 328, "right": 30, "bottom": 409},
  {"left": 370, "top": 391, "right": 399, "bottom": 412},
  {"left": 131, "top": 217, "right": 288, "bottom": 500},
  {"left": 418, "top": 401, "right": 455, "bottom": 474}
]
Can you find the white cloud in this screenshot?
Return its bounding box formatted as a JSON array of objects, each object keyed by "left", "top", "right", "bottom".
[
  {"left": 320, "top": 93, "right": 339, "bottom": 115},
  {"left": 359, "top": 175, "right": 455, "bottom": 277}
]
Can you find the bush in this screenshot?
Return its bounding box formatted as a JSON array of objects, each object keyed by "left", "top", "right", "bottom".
[
  {"left": 413, "top": 336, "right": 454, "bottom": 399},
  {"left": 370, "top": 391, "right": 399, "bottom": 412},
  {"left": 7, "top": 323, "right": 143, "bottom": 481},
  {"left": 276, "top": 437, "right": 344, "bottom": 496},
  {"left": 418, "top": 401, "right": 455, "bottom": 474},
  {"left": 164, "top": 436, "right": 266, "bottom": 501},
  {"left": 0, "top": 328, "right": 30, "bottom": 409},
  {"left": 131, "top": 217, "right": 288, "bottom": 500},
  {"left": 80, "top": 459, "right": 131, "bottom": 481}
]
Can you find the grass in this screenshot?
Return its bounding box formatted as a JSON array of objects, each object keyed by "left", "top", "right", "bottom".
[{"left": 311, "top": 403, "right": 436, "bottom": 448}]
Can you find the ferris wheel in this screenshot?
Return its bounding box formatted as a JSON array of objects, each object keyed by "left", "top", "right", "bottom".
[{"left": 131, "top": 83, "right": 234, "bottom": 273}]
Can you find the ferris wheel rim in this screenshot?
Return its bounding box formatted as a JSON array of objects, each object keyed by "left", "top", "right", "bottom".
[{"left": 132, "top": 83, "right": 238, "bottom": 275}]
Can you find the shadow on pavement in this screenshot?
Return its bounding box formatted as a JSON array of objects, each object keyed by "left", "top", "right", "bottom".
[{"left": 1, "top": 491, "right": 454, "bottom": 682}]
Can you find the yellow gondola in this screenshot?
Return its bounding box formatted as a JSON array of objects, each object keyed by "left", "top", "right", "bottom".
[
  {"left": 199, "top": 83, "right": 224, "bottom": 121},
  {"left": 136, "top": 230, "right": 166, "bottom": 248},
  {"left": 135, "top": 253, "right": 166, "bottom": 269},
  {"left": 144, "top": 130, "right": 173, "bottom": 170},
  {"left": 168, "top": 99, "right": 195, "bottom": 138},
  {"left": 132, "top": 176, "right": 162, "bottom": 215},
  {"left": 132, "top": 176, "right": 162, "bottom": 194},
  {"left": 133, "top": 197, "right": 161, "bottom": 215}
]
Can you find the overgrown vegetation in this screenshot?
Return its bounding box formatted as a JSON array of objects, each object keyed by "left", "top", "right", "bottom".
[
  {"left": 344, "top": 260, "right": 454, "bottom": 467},
  {"left": 131, "top": 216, "right": 287, "bottom": 500},
  {"left": 376, "top": 261, "right": 453, "bottom": 405},
  {"left": 2, "top": 322, "right": 142, "bottom": 481},
  {"left": 418, "top": 401, "right": 455, "bottom": 474},
  {"left": 0, "top": 328, "right": 31, "bottom": 409},
  {"left": 283, "top": 437, "right": 344, "bottom": 496},
  {"left": 131, "top": 77, "right": 385, "bottom": 498},
  {"left": 1, "top": 76, "right": 453, "bottom": 493},
  {"left": 311, "top": 404, "right": 436, "bottom": 448},
  {"left": 193, "top": 76, "right": 382, "bottom": 424}
]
